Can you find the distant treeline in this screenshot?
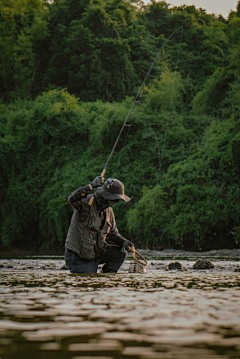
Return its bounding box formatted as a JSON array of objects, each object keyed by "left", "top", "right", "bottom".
[{"left": 0, "top": 0, "right": 240, "bottom": 251}]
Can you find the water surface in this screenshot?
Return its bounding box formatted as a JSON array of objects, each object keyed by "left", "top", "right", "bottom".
[{"left": 0, "top": 259, "right": 240, "bottom": 358}]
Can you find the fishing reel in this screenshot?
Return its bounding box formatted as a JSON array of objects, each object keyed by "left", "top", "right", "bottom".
[{"left": 104, "top": 178, "right": 115, "bottom": 189}]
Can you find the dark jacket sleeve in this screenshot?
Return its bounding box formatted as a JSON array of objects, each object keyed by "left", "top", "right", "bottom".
[
  {"left": 68, "top": 185, "right": 92, "bottom": 211},
  {"left": 107, "top": 209, "right": 133, "bottom": 247}
]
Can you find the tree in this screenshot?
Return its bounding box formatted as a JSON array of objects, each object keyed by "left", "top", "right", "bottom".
[
  {"left": 0, "top": 0, "right": 49, "bottom": 101},
  {"left": 237, "top": 0, "right": 240, "bottom": 17},
  {"left": 44, "top": 0, "right": 142, "bottom": 101}
]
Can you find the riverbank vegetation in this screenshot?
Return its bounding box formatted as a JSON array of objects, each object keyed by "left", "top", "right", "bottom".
[{"left": 1, "top": 0, "right": 240, "bottom": 251}]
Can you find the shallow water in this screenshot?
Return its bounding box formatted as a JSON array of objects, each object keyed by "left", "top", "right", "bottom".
[{"left": 0, "top": 259, "right": 240, "bottom": 359}]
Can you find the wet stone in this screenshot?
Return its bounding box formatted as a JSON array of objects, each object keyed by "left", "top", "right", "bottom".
[
  {"left": 193, "top": 259, "right": 215, "bottom": 269},
  {"left": 168, "top": 261, "right": 183, "bottom": 270}
]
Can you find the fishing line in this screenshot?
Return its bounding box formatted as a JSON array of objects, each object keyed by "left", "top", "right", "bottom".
[
  {"left": 114, "top": 101, "right": 138, "bottom": 177},
  {"left": 146, "top": 26, "right": 183, "bottom": 247},
  {"left": 114, "top": 27, "right": 184, "bottom": 177},
  {"left": 101, "top": 26, "right": 184, "bottom": 178}
]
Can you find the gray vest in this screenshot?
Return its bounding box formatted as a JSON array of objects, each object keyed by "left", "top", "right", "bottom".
[{"left": 65, "top": 195, "right": 112, "bottom": 260}]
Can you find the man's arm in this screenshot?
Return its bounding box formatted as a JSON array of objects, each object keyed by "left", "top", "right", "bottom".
[
  {"left": 108, "top": 210, "right": 134, "bottom": 251},
  {"left": 68, "top": 184, "right": 93, "bottom": 211},
  {"left": 68, "top": 176, "right": 103, "bottom": 210}
]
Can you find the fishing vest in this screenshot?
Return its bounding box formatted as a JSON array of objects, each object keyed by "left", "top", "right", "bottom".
[{"left": 65, "top": 195, "right": 112, "bottom": 260}]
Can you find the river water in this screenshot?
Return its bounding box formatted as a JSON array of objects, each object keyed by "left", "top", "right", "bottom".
[{"left": 0, "top": 258, "right": 240, "bottom": 359}]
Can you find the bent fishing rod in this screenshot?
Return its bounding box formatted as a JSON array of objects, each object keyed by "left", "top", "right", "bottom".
[{"left": 100, "top": 26, "right": 183, "bottom": 179}]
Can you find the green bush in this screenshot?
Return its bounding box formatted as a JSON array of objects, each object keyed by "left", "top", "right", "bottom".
[
  {"left": 0, "top": 83, "right": 214, "bottom": 250},
  {"left": 127, "top": 118, "right": 240, "bottom": 250}
]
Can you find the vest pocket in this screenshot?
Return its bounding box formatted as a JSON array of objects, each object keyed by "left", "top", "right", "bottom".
[{"left": 79, "top": 236, "right": 96, "bottom": 260}]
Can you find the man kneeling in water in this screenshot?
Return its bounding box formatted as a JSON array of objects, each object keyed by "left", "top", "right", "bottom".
[{"left": 65, "top": 176, "right": 135, "bottom": 273}]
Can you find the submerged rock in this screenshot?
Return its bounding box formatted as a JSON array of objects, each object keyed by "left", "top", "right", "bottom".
[
  {"left": 193, "top": 259, "right": 214, "bottom": 270},
  {"left": 234, "top": 267, "right": 240, "bottom": 272},
  {"left": 162, "top": 262, "right": 186, "bottom": 271},
  {"left": 168, "top": 262, "right": 182, "bottom": 270}
]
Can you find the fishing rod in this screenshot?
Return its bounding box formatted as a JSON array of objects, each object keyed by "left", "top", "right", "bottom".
[{"left": 101, "top": 26, "right": 183, "bottom": 179}]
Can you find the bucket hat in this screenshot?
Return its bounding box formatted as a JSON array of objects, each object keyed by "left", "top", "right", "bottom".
[{"left": 96, "top": 178, "right": 130, "bottom": 202}]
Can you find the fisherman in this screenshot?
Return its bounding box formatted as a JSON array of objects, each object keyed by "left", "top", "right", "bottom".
[{"left": 64, "top": 176, "right": 135, "bottom": 273}]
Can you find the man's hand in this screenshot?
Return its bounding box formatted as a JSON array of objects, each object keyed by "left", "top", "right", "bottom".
[
  {"left": 91, "top": 176, "right": 104, "bottom": 188},
  {"left": 128, "top": 245, "right": 135, "bottom": 253},
  {"left": 123, "top": 240, "right": 135, "bottom": 252}
]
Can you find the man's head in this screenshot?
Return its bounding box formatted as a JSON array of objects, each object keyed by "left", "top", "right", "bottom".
[{"left": 96, "top": 178, "right": 130, "bottom": 209}]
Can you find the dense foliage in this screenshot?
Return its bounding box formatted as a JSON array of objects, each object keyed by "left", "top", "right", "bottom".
[{"left": 1, "top": 0, "right": 240, "bottom": 251}]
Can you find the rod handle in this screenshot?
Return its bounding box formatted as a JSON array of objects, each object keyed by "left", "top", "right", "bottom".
[{"left": 101, "top": 168, "right": 106, "bottom": 178}]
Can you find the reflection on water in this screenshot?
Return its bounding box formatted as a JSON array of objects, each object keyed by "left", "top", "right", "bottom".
[{"left": 0, "top": 260, "right": 240, "bottom": 359}]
